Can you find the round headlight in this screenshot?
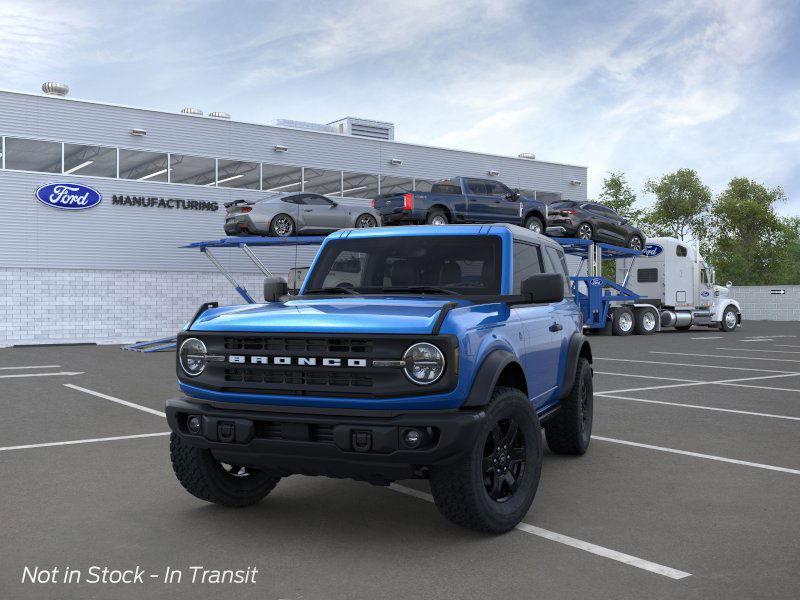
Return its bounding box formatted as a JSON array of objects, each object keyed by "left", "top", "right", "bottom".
[
  {"left": 403, "top": 342, "right": 445, "bottom": 385},
  {"left": 179, "top": 338, "right": 207, "bottom": 377}
]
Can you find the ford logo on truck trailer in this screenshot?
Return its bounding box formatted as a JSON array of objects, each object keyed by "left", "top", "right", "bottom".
[
  {"left": 35, "top": 183, "right": 102, "bottom": 210},
  {"left": 641, "top": 244, "right": 663, "bottom": 257}
]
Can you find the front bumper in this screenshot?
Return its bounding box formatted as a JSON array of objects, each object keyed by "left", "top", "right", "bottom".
[{"left": 166, "top": 396, "right": 486, "bottom": 483}]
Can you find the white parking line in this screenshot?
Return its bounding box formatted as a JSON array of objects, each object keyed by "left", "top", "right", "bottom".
[
  {"left": 740, "top": 339, "right": 773, "bottom": 342},
  {"left": 0, "top": 371, "right": 84, "bottom": 379},
  {"left": 596, "top": 372, "right": 800, "bottom": 395},
  {"left": 0, "top": 432, "right": 170, "bottom": 453},
  {"left": 388, "top": 484, "right": 691, "bottom": 580},
  {"left": 776, "top": 344, "right": 800, "bottom": 349},
  {"left": 650, "top": 351, "right": 800, "bottom": 363},
  {"left": 598, "top": 394, "right": 800, "bottom": 421},
  {"left": 592, "top": 436, "right": 800, "bottom": 475},
  {"left": 716, "top": 348, "right": 800, "bottom": 354},
  {"left": 690, "top": 336, "right": 723, "bottom": 340},
  {"left": 595, "top": 357, "right": 797, "bottom": 374},
  {"left": 595, "top": 371, "right": 701, "bottom": 383},
  {"left": 64, "top": 384, "right": 166, "bottom": 418},
  {"left": 0, "top": 364, "right": 61, "bottom": 370}
]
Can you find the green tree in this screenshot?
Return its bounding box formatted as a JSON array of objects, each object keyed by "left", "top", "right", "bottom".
[
  {"left": 706, "top": 178, "right": 794, "bottom": 285},
  {"left": 598, "top": 171, "right": 642, "bottom": 225},
  {"left": 642, "top": 169, "right": 711, "bottom": 241}
]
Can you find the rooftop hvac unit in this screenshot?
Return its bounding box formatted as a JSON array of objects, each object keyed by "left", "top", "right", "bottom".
[
  {"left": 328, "top": 117, "right": 395, "bottom": 141},
  {"left": 269, "top": 119, "right": 337, "bottom": 134},
  {"left": 209, "top": 111, "right": 230, "bottom": 119},
  {"left": 42, "top": 82, "right": 69, "bottom": 96},
  {"left": 180, "top": 107, "right": 204, "bottom": 116}
]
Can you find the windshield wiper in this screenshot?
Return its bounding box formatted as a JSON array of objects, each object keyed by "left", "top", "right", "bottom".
[
  {"left": 305, "top": 286, "right": 358, "bottom": 295},
  {"left": 382, "top": 286, "right": 458, "bottom": 295}
]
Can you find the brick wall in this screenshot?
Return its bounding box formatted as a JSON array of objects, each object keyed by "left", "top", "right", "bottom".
[
  {"left": 729, "top": 286, "right": 800, "bottom": 322},
  {"left": 0, "top": 268, "right": 268, "bottom": 347}
]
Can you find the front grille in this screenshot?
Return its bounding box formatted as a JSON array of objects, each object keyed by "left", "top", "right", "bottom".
[
  {"left": 224, "top": 367, "right": 373, "bottom": 388},
  {"left": 254, "top": 421, "right": 335, "bottom": 443},
  {"left": 180, "top": 332, "right": 458, "bottom": 399}
]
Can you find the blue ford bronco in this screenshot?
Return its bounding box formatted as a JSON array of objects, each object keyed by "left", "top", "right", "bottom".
[{"left": 167, "top": 224, "right": 593, "bottom": 532}]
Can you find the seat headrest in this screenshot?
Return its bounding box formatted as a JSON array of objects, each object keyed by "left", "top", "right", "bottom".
[{"left": 440, "top": 261, "right": 462, "bottom": 285}]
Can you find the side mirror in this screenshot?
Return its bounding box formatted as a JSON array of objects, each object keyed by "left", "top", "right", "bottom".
[
  {"left": 726, "top": 281, "right": 732, "bottom": 289},
  {"left": 264, "top": 276, "right": 288, "bottom": 302},
  {"left": 521, "top": 273, "right": 564, "bottom": 303},
  {"left": 329, "top": 201, "right": 338, "bottom": 208}
]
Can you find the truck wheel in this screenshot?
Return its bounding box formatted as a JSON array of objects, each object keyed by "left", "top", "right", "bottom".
[
  {"left": 426, "top": 209, "right": 449, "bottom": 225},
  {"left": 719, "top": 306, "right": 738, "bottom": 332},
  {"left": 545, "top": 358, "right": 593, "bottom": 455},
  {"left": 269, "top": 214, "right": 295, "bottom": 237},
  {"left": 634, "top": 308, "right": 657, "bottom": 335},
  {"left": 611, "top": 307, "right": 634, "bottom": 336},
  {"left": 429, "top": 387, "right": 542, "bottom": 533},
  {"left": 524, "top": 215, "right": 544, "bottom": 234},
  {"left": 169, "top": 434, "right": 280, "bottom": 507}
]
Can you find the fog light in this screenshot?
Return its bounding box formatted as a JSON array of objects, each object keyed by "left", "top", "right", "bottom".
[
  {"left": 403, "top": 429, "right": 422, "bottom": 448},
  {"left": 187, "top": 415, "right": 202, "bottom": 434}
]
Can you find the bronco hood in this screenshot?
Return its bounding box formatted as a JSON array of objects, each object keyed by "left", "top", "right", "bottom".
[{"left": 189, "top": 297, "right": 462, "bottom": 335}]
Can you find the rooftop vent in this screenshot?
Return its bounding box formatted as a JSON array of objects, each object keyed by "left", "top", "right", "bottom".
[
  {"left": 328, "top": 117, "right": 394, "bottom": 141},
  {"left": 209, "top": 111, "right": 230, "bottom": 119},
  {"left": 42, "top": 82, "right": 69, "bottom": 97},
  {"left": 180, "top": 107, "right": 203, "bottom": 116},
  {"left": 269, "top": 119, "right": 337, "bottom": 134},
  {"left": 518, "top": 152, "right": 536, "bottom": 160}
]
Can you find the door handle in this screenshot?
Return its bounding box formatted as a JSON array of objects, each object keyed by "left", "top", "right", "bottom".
[
  {"left": 303, "top": 209, "right": 313, "bottom": 212},
  {"left": 549, "top": 322, "right": 563, "bottom": 332}
]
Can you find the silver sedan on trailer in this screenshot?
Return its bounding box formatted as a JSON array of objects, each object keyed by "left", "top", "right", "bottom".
[{"left": 224, "top": 192, "right": 382, "bottom": 237}]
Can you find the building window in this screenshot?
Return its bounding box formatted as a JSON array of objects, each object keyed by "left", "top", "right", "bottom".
[
  {"left": 4, "top": 138, "right": 61, "bottom": 173},
  {"left": 304, "top": 168, "right": 342, "bottom": 196},
  {"left": 119, "top": 149, "right": 169, "bottom": 182},
  {"left": 379, "top": 175, "right": 413, "bottom": 195},
  {"left": 262, "top": 163, "right": 302, "bottom": 192},
  {"left": 63, "top": 144, "right": 117, "bottom": 177},
  {"left": 414, "top": 178, "right": 436, "bottom": 192},
  {"left": 342, "top": 172, "right": 378, "bottom": 198},
  {"left": 217, "top": 159, "right": 260, "bottom": 189},
  {"left": 170, "top": 154, "right": 216, "bottom": 186}
]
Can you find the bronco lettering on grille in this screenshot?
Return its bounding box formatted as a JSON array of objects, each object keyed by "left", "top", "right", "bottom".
[{"left": 228, "top": 355, "right": 368, "bottom": 367}]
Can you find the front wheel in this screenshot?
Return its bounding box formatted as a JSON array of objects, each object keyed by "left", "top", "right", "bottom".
[
  {"left": 269, "top": 213, "right": 295, "bottom": 237},
  {"left": 627, "top": 235, "right": 644, "bottom": 251},
  {"left": 576, "top": 222, "right": 593, "bottom": 240},
  {"left": 524, "top": 215, "right": 544, "bottom": 234},
  {"left": 719, "top": 307, "right": 738, "bottom": 332},
  {"left": 429, "top": 387, "right": 542, "bottom": 533},
  {"left": 355, "top": 213, "right": 378, "bottom": 228},
  {"left": 170, "top": 434, "right": 280, "bottom": 507}
]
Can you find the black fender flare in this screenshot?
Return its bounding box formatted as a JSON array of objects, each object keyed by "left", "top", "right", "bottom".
[
  {"left": 462, "top": 349, "right": 519, "bottom": 407},
  {"left": 559, "top": 333, "right": 592, "bottom": 399}
]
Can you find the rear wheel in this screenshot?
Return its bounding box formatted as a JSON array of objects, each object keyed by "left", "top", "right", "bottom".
[
  {"left": 269, "top": 213, "right": 295, "bottom": 237},
  {"left": 627, "top": 235, "right": 644, "bottom": 251},
  {"left": 545, "top": 358, "right": 593, "bottom": 455},
  {"left": 355, "top": 213, "right": 378, "bottom": 228},
  {"left": 719, "top": 307, "right": 738, "bottom": 332},
  {"left": 426, "top": 209, "right": 449, "bottom": 225},
  {"left": 429, "top": 387, "right": 542, "bottom": 533},
  {"left": 170, "top": 434, "right": 280, "bottom": 507},
  {"left": 524, "top": 215, "right": 544, "bottom": 234},
  {"left": 576, "top": 222, "right": 593, "bottom": 240},
  {"left": 612, "top": 307, "right": 634, "bottom": 336},
  {"left": 634, "top": 308, "right": 657, "bottom": 335}
]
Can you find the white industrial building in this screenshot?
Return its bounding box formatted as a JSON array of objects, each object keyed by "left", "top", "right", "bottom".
[{"left": 0, "top": 84, "right": 588, "bottom": 346}]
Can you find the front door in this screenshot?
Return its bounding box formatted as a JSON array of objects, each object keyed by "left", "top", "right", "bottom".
[
  {"left": 300, "top": 195, "right": 348, "bottom": 232},
  {"left": 464, "top": 179, "right": 495, "bottom": 222}
]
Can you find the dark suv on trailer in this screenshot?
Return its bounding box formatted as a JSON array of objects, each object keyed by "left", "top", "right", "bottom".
[{"left": 546, "top": 200, "right": 646, "bottom": 249}]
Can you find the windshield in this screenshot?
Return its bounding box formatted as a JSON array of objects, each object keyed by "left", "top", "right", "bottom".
[{"left": 304, "top": 235, "right": 502, "bottom": 296}]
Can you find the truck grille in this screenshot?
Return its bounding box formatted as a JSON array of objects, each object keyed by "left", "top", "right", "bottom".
[
  {"left": 224, "top": 367, "right": 373, "bottom": 388},
  {"left": 223, "top": 336, "right": 373, "bottom": 354}
]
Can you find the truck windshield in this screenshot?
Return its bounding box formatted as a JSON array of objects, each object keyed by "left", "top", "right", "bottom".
[{"left": 304, "top": 235, "right": 502, "bottom": 296}]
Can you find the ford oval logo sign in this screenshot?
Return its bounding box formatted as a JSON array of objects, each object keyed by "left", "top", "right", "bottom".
[
  {"left": 35, "top": 183, "right": 102, "bottom": 210},
  {"left": 589, "top": 277, "right": 603, "bottom": 286},
  {"left": 700, "top": 290, "right": 710, "bottom": 297},
  {"left": 642, "top": 244, "right": 663, "bottom": 257}
]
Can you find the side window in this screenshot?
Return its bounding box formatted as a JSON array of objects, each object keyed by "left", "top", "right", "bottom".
[
  {"left": 429, "top": 180, "right": 461, "bottom": 194},
  {"left": 304, "top": 195, "right": 333, "bottom": 206},
  {"left": 281, "top": 195, "right": 302, "bottom": 204},
  {"left": 700, "top": 268, "right": 710, "bottom": 284},
  {"left": 676, "top": 245, "right": 688, "bottom": 257},
  {"left": 512, "top": 241, "right": 543, "bottom": 294},
  {"left": 465, "top": 179, "right": 488, "bottom": 195},
  {"left": 545, "top": 246, "right": 572, "bottom": 296},
  {"left": 637, "top": 268, "right": 658, "bottom": 283},
  {"left": 485, "top": 181, "right": 511, "bottom": 197}
]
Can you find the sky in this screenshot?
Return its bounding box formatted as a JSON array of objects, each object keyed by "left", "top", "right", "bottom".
[{"left": 1, "top": 0, "right": 799, "bottom": 213}]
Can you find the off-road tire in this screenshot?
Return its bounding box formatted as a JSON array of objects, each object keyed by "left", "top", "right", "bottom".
[
  {"left": 269, "top": 213, "right": 295, "bottom": 237},
  {"left": 429, "top": 387, "right": 542, "bottom": 533},
  {"left": 545, "top": 358, "right": 593, "bottom": 455},
  {"left": 524, "top": 215, "right": 544, "bottom": 234},
  {"left": 634, "top": 308, "right": 657, "bottom": 335},
  {"left": 611, "top": 307, "right": 634, "bottom": 336},
  {"left": 719, "top": 306, "right": 738, "bottom": 332},
  {"left": 170, "top": 433, "right": 280, "bottom": 507},
  {"left": 426, "top": 209, "right": 449, "bottom": 225}
]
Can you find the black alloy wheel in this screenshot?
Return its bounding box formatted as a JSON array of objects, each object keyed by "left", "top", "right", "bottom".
[
  {"left": 628, "top": 235, "right": 644, "bottom": 251},
  {"left": 356, "top": 214, "right": 378, "bottom": 228},
  {"left": 483, "top": 417, "right": 526, "bottom": 502},
  {"left": 577, "top": 223, "right": 593, "bottom": 240}
]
